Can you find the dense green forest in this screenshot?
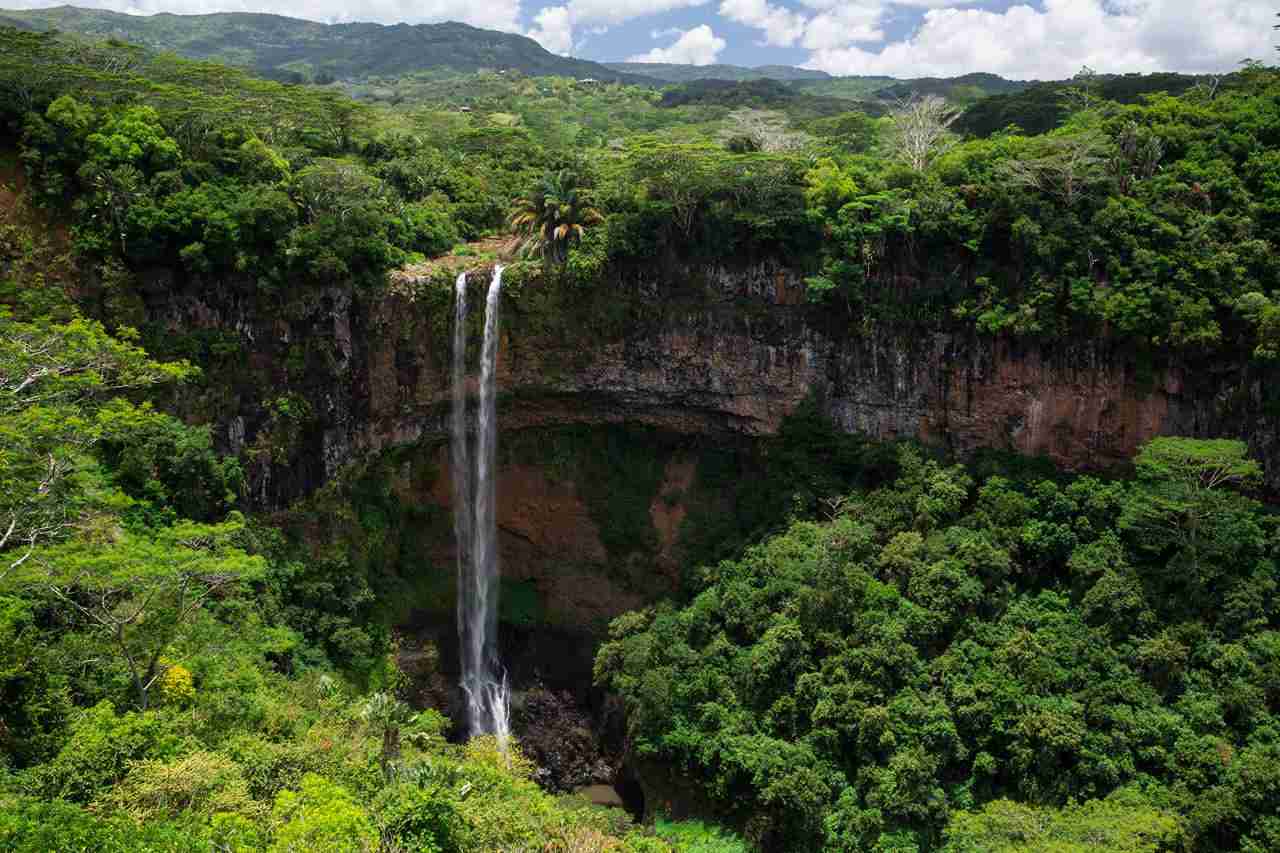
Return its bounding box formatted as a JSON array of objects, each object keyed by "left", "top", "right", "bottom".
[
  {"left": 1, "top": 17, "right": 1279, "bottom": 853},
  {"left": 598, "top": 439, "right": 1280, "bottom": 851}
]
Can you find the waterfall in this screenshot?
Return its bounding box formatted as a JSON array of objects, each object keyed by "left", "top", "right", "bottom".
[
  {"left": 450, "top": 271, "right": 476, "bottom": 730},
  {"left": 451, "top": 266, "right": 510, "bottom": 747}
]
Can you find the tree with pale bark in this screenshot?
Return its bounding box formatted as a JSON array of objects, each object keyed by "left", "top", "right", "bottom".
[
  {"left": 888, "top": 93, "right": 961, "bottom": 172},
  {"left": 1000, "top": 131, "right": 1112, "bottom": 206},
  {"left": 0, "top": 315, "right": 194, "bottom": 579}
]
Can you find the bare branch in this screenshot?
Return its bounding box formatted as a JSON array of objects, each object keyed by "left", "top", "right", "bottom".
[{"left": 889, "top": 94, "right": 961, "bottom": 172}]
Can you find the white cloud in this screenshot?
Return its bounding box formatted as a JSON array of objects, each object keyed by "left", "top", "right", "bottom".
[
  {"left": 527, "top": 4, "right": 573, "bottom": 54},
  {"left": 718, "top": 0, "right": 806, "bottom": 47},
  {"left": 799, "top": 4, "right": 883, "bottom": 50},
  {"left": 566, "top": 0, "right": 710, "bottom": 27},
  {"left": 525, "top": 0, "right": 713, "bottom": 58},
  {"left": 802, "top": 0, "right": 1278, "bottom": 79},
  {"left": 628, "top": 24, "right": 725, "bottom": 64},
  {"left": 5, "top": 0, "right": 523, "bottom": 31},
  {"left": 719, "top": 0, "right": 885, "bottom": 52}
]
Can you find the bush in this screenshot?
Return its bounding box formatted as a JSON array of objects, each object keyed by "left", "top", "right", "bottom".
[
  {"left": 222, "top": 734, "right": 314, "bottom": 801},
  {"left": 941, "top": 788, "right": 1181, "bottom": 853},
  {"left": 373, "top": 782, "right": 463, "bottom": 852},
  {"left": 25, "top": 701, "right": 186, "bottom": 803},
  {"left": 269, "top": 773, "right": 376, "bottom": 852},
  {"left": 101, "top": 750, "right": 262, "bottom": 822},
  {"left": 400, "top": 199, "right": 458, "bottom": 257},
  {"left": 0, "top": 795, "right": 211, "bottom": 853},
  {"left": 655, "top": 818, "right": 749, "bottom": 853}
]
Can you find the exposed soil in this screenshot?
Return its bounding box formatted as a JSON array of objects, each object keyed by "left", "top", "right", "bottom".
[
  {"left": 389, "top": 236, "right": 519, "bottom": 286},
  {"left": 649, "top": 455, "right": 697, "bottom": 573}
]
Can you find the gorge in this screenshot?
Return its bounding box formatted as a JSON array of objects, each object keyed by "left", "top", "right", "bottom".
[
  {"left": 3, "top": 22, "right": 1279, "bottom": 851},
  {"left": 145, "top": 255, "right": 1280, "bottom": 630}
]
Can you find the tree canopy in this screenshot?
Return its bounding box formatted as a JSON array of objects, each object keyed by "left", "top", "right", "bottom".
[{"left": 597, "top": 441, "right": 1280, "bottom": 852}]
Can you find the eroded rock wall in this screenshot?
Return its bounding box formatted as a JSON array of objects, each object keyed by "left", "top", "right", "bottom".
[
  {"left": 333, "top": 259, "right": 1279, "bottom": 493},
  {"left": 136, "top": 257, "right": 1280, "bottom": 503},
  {"left": 130, "top": 255, "right": 1280, "bottom": 650}
]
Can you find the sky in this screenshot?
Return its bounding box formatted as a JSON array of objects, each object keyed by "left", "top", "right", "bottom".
[{"left": 5, "top": 0, "right": 1278, "bottom": 79}]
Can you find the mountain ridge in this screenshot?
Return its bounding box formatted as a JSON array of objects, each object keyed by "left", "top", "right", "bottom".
[
  {"left": 0, "top": 5, "right": 654, "bottom": 84},
  {"left": 604, "top": 61, "right": 831, "bottom": 83},
  {"left": 0, "top": 5, "right": 1029, "bottom": 97}
]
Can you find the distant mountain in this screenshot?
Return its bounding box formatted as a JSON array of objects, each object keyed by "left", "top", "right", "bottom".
[
  {"left": 872, "top": 72, "right": 1034, "bottom": 103},
  {"left": 657, "top": 78, "right": 887, "bottom": 120},
  {"left": 794, "top": 72, "right": 1030, "bottom": 104},
  {"left": 605, "top": 62, "right": 830, "bottom": 83},
  {"left": 0, "top": 5, "right": 652, "bottom": 84},
  {"left": 955, "top": 72, "right": 1210, "bottom": 137}
]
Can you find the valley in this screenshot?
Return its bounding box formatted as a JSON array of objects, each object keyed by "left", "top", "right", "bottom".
[{"left": 0, "top": 11, "right": 1278, "bottom": 853}]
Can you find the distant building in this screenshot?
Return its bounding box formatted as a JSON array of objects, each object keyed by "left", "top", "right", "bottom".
[
  {"left": 578, "top": 78, "right": 600, "bottom": 85},
  {"left": 459, "top": 106, "right": 472, "bottom": 113}
]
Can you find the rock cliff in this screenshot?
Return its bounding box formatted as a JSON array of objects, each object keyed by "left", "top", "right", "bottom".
[
  {"left": 330, "top": 258, "right": 1280, "bottom": 492},
  {"left": 138, "top": 256, "right": 1280, "bottom": 644}
]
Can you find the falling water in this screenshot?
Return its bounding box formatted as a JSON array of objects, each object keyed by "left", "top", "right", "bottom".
[
  {"left": 450, "top": 271, "right": 476, "bottom": 730},
  {"left": 452, "top": 266, "right": 510, "bottom": 747}
]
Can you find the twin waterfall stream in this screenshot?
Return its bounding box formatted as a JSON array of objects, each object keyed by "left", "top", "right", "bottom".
[{"left": 451, "top": 267, "right": 511, "bottom": 748}]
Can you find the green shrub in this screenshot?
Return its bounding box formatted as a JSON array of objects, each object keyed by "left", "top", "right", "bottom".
[
  {"left": 25, "top": 701, "right": 186, "bottom": 803},
  {"left": 941, "top": 788, "right": 1181, "bottom": 853},
  {"left": 0, "top": 795, "right": 211, "bottom": 853},
  {"left": 655, "top": 817, "right": 750, "bottom": 853},
  {"left": 222, "top": 734, "right": 315, "bottom": 801},
  {"left": 373, "top": 782, "right": 463, "bottom": 852},
  {"left": 400, "top": 199, "right": 458, "bottom": 257},
  {"left": 269, "top": 773, "right": 376, "bottom": 852},
  {"left": 101, "top": 750, "right": 262, "bottom": 822}
]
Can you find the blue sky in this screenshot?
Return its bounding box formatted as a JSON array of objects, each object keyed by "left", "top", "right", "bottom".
[
  {"left": 565, "top": 0, "right": 1009, "bottom": 67},
  {"left": 7, "top": 0, "right": 1278, "bottom": 79}
]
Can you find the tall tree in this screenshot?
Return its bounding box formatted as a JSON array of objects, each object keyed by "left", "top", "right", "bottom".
[
  {"left": 10, "top": 517, "right": 262, "bottom": 710},
  {"left": 0, "top": 315, "right": 193, "bottom": 578},
  {"left": 1119, "top": 437, "right": 1265, "bottom": 617},
  {"left": 1000, "top": 131, "right": 1113, "bottom": 206},
  {"left": 889, "top": 94, "right": 960, "bottom": 171},
  {"left": 508, "top": 169, "right": 602, "bottom": 263}
]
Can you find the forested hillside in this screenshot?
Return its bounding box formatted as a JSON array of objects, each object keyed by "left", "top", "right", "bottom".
[
  {"left": 955, "top": 71, "right": 1212, "bottom": 137},
  {"left": 0, "top": 6, "right": 649, "bottom": 84},
  {"left": 599, "top": 440, "right": 1280, "bottom": 851},
  {"left": 0, "top": 18, "right": 1278, "bottom": 853},
  {"left": 604, "top": 62, "right": 831, "bottom": 83}
]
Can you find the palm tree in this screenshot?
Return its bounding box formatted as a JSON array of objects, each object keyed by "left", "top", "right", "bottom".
[
  {"left": 360, "top": 691, "right": 416, "bottom": 781},
  {"left": 508, "top": 169, "right": 602, "bottom": 263}
]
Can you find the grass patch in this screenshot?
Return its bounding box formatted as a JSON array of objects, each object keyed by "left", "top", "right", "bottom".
[{"left": 655, "top": 818, "right": 749, "bottom": 853}]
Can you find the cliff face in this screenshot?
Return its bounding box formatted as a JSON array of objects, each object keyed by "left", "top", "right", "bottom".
[
  {"left": 138, "top": 257, "right": 1280, "bottom": 644},
  {"left": 330, "top": 259, "right": 1278, "bottom": 491}
]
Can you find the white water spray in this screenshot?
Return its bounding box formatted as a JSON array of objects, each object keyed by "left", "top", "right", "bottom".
[{"left": 451, "top": 267, "right": 510, "bottom": 747}]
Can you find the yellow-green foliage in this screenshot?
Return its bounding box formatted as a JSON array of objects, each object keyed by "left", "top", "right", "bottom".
[
  {"left": 101, "top": 750, "right": 263, "bottom": 822},
  {"left": 269, "top": 773, "right": 377, "bottom": 853},
  {"left": 942, "top": 789, "right": 1182, "bottom": 852},
  {"left": 654, "top": 818, "right": 750, "bottom": 853},
  {"left": 544, "top": 826, "right": 669, "bottom": 852},
  {"left": 158, "top": 661, "right": 196, "bottom": 706},
  {"left": 462, "top": 734, "right": 537, "bottom": 781}
]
